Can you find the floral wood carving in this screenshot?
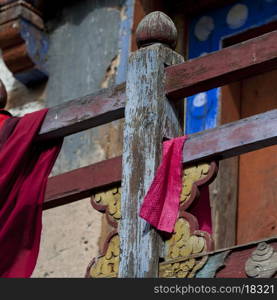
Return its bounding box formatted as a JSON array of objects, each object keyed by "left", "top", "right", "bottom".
[
  {"left": 86, "top": 186, "right": 121, "bottom": 278},
  {"left": 245, "top": 242, "right": 277, "bottom": 278},
  {"left": 159, "top": 161, "right": 218, "bottom": 278}
]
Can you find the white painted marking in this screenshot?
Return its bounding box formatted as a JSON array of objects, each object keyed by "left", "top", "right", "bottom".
[
  {"left": 194, "top": 16, "right": 215, "bottom": 42},
  {"left": 193, "top": 93, "right": 207, "bottom": 107},
  {"left": 227, "top": 4, "right": 248, "bottom": 29}
]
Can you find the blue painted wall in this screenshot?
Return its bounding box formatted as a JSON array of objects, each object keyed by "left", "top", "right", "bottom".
[{"left": 186, "top": 0, "right": 277, "bottom": 134}]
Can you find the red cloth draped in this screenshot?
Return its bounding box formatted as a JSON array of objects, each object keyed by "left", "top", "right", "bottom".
[
  {"left": 0, "top": 110, "right": 12, "bottom": 130},
  {"left": 0, "top": 109, "right": 62, "bottom": 278},
  {"left": 139, "top": 136, "right": 212, "bottom": 234}
]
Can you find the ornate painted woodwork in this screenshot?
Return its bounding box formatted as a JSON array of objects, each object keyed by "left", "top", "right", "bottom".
[
  {"left": 245, "top": 242, "right": 277, "bottom": 278},
  {"left": 0, "top": 0, "right": 48, "bottom": 85},
  {"left": 159, "top": 162, "right": 217, "bottom": 278},
  {"left": 86, "top": 187, "right": 121, "bottom": 278},
  {"left": 91, "top": 187, "right": 121, "bottom": 228},
  {"left": 86, "top": 231, "right": 120, "bottom": 278},
  {"left": 85, "top": 160, "right": 219, "bottom": 278}
]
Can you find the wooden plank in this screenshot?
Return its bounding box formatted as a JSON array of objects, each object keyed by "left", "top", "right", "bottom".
[
  {"left": 119, "top": 34, "right": 184, "bottom": 276},
  {"left": 43, "top": 156, "right": 122, "bottom": 210},
  {"left": 43, "top": 109, "right": 276, "bottom": 210},
  {"left": 37, "top": 84, "right": 126, "bottom": 141},
  {"left": 183, "top": 109, "right": 277, "bottom": 164},
  {"left": 211, "top": 82, "right": 241, "bottom": 249},
  {"left": 165, "top": 30, "right": 277, "bottom": 100}
]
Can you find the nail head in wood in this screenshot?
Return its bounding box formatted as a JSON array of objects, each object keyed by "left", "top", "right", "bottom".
[
  {"left": 0, "top": 79, "right": 7, "bottom": 109},
  {"left": 136, "top": 11, "right": 177, "bottom": 49}
]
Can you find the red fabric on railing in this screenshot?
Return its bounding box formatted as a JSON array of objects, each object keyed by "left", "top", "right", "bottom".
[
  {"left": 139, "top": 136, "right": 187, "bottom": 233},
  {"left": 0, "top": 109, "right": 62, "bottom": 278},
  {"left": 139, "top": 136, "right": 212, "bottom": 234}
]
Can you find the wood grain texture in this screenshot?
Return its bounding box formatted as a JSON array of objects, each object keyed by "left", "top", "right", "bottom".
[
  {"left": 183, "top": 109, "right": 277, "bottom": 164},
  {"left": 165, "top": 30, "right": 277, "bottom": 100},
  {"left": 38, "top": 84, "right": 126, "bottom": 141},
  {"left": 118, "top": 43, "right": 184, "bottom": 277},
  {"left": 44, "top": 156, "right": 122, "bottom": 210},
  {"left": 237, "top": 70, "right": 277, "bottom": 244},
  {"left": 211, "top": 82, "right": 241, "bottom": 249}
]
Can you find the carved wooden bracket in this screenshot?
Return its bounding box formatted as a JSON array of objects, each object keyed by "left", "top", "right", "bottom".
[
  {"left": 86, "top": 187, "right": 121, "bottom": 278},
  {"left": 159, "top": 161, "right": 218, "bottom": 278},
  {"left": 0, "top": 0, "right": 48, "bottom": 86},
  {"left": 85, "top": 161, "right": 219, "bottom": 278}
]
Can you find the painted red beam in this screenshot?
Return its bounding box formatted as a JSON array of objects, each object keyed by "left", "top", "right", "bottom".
[
  {"left": 38, "top": 83, "right": 126, "bottom": 141},
  {"left": 44, "top": 109, "right": 276, "bottom": 209},
  {"left": 43, "top": 156, "right": 122, "bottom": 210},
  {"left": 183, "top": 109, "right": 277, "bottom": 164},
  {"left": 165, "top": 30, "right": 277, "bottom": 100}
]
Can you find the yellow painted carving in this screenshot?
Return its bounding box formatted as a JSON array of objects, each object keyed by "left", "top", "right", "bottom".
[
  {"left": 94, "top": 187, "right": 121, "bottom": 221},
  {"left": 159, "top": 163, "right": 214, "bottom": 278},
  {"left": 160, "top": 218, "right": 208, "bottom": 278},
  {"left": 180, "top": 163, "right": 210, "bottom": 206},
  {"left": 89, "top": 234, "right": 120, "bottom": 278}
]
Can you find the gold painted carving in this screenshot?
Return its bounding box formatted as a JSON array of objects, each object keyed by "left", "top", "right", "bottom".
[
  {"left": 245, "top": 242, "right": 277, "bottom": 278},
  {"left": 159, "top": 162, "right": 218, "bottom": 278},
  {"left": 91, "top": 187, "right": 121, "bottom": 225},
  {"left": 181, "top": 163, "right": 211, "bottom": 207},
  {"left": 159, "top": 217, "right": 209, "bottom": 278},
  {"left": 88, "top": 234, "right": 120, "bottom": 278},
  {"left": 86, "top": 186, "right": 121, "bottom": 278}
]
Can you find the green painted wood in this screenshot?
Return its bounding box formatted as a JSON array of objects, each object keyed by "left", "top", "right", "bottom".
[{"left": 196, "top": 251, "right": 230, "bottom": 278}]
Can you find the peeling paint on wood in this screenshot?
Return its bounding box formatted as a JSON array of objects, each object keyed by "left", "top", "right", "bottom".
[
  {"left": 196, "top": 251, "right": 230, "bottom": 277},
  {"left": 38, "top": 84, "right": 126, "bottom": 141},
  {"left": 183, "top": 109, "right": 277, "bottom": 164},
  {"left": 118, "top": 43, "right": 184, "bottom": 278}
]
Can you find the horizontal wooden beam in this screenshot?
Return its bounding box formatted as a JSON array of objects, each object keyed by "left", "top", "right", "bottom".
[
  {"left": 44, "top": 109, "right": 276, "bottom": 209},
  {"left": 38, "top": 83, "right": 126, "bottom": 141},
  {"left": 183, "top": 109, "right": 277, "bottom": 164},
  {"left": 37, "top": 31, "right": 277, "bottom": 140},
  {"left": 44, "top": 156, "right": 122, "bottom": 210},
  {"left": 165, "top": 30, "right": 277, "bottom": 100}
]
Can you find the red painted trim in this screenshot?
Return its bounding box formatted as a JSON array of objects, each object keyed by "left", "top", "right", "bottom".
[
  {"left": 44, "top": 156, "right": 122, "bottom": 210},
  {"left": 38, "top": 84, "right": 126, "bottom": 141}
]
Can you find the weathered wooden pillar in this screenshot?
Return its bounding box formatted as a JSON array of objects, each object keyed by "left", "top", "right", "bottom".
[{"left": 119, "top": 11, "right": 184, "bottom": 277}]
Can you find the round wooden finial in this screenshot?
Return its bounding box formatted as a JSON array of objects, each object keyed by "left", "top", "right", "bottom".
[
  {"left": 0, "top": 79, "right": 7, "bottom": 109},
  {"left": 136, "top": 11, "right": 177, "bottom": 49}
]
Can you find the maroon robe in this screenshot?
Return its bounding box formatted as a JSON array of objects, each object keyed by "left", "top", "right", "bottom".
[{"left": 0, "top": 109, "right": 62, "bottom": 277}]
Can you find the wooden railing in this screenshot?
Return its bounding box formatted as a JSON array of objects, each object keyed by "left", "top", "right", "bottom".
[
  {"left": 2, "top": 11, "right": 276, "bottom": 278},
  {"left": 45, "top": 109, "right": 277, "bottom": 209}
]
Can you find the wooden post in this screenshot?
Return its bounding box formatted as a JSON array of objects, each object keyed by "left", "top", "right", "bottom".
[{"left": 118, "top": 11, "right": 184, "bottom": 277}]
